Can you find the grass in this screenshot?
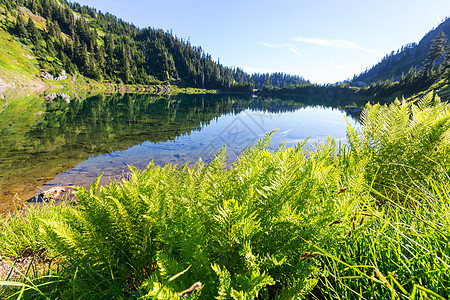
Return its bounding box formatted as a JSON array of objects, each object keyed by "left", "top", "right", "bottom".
[
  {"left": 0, "top": 92, "right": 449, "bottom": 299},
  {"left": 0, "top": 28, "right": 40, "bottom": 84},
  {"left": 317, "top": 178, "right": 450, "bottom": 299}
]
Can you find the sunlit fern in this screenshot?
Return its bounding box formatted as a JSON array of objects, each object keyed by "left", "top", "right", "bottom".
[{"left": 348, "top": 91, "right": 450, "bottom": 200}]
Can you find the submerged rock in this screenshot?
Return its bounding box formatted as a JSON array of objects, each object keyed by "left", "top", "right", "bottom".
[
  {"left": 27, "top": 186, "right": 75, "bottom": 205},
  {"left": 38, "top": 186, "right": 66, "bottom": 200}
]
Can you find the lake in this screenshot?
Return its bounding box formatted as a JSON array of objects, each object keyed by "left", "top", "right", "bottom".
[{"left": 0, "top": 92, "right": 361, "bottom": 212}]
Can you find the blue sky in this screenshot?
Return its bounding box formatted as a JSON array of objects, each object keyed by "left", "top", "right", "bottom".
[{"left": 73, "top": 0, "right": 450, "bottom": 84}]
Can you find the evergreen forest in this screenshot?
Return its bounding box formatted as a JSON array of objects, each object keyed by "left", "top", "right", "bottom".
[
  {"left": 0, "top": 0, "right": 253, "bottom": 91},
  {"left": 0, "top": 0, "right": 312, "bottom": 92}
]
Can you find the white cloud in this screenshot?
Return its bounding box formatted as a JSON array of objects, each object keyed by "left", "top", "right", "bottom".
[
  {"left": 292, "top": 37, "right": 382, "bottom": 55},
  {"left": 288, "top": 48, "right": 302, "bottom": 56},
  {"left": 259, "top": 42, "right": 281, "bottom": 48},
  {"left": 241, "top": 66, "right": 280, "bottom": 74},
  {"left": 259, "top": 42, "right": 302, "bottom": 56},
  {"left": 285, "top": 44, "right": 302, "bottom": 56}
]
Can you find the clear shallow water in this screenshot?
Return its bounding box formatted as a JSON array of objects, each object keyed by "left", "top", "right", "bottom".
[
  {"left": 0, "top": 93, "right": 361, "bottom": 212},
  {"left": 49, "top": 107, "right": 357, "bottom": 187}
]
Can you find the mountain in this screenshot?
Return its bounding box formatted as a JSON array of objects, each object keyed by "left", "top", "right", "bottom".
[
  {"left": 0, "top": 0, "right": 255, "bottom": 91},
  {"left": 0, "top": 0, "right": 314, "bottom": 92},
  {"left": 353, "top": 17, "right": 450, "bottom": 84}
]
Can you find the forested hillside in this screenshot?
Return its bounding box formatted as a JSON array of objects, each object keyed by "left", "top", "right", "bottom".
[
  {"left": 353, "top": 17, "right": 450, "bottom": 84},
  {"left": 350, "top": 20, "right": 450, "bottom": 99},
  {"left": 0, "top": 0, "right": 254, "bottom": 90},
  {"left": 3, "top": 0, "right": 448, "bottom": 98},
  {"left": 252, "top": 72, "right": 309, "bottom": 89}
]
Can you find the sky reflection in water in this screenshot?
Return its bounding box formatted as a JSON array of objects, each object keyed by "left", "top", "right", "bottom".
[
  {"left": 47, "top": 106, "right": 358, "bottom": 189},
  {"left": 0, "top": 93, "right": 360, "bottom": 211}
]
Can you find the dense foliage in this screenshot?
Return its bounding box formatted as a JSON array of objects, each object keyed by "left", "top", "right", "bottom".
[
  {"left": 348, "top": 92, "right": 450, "bottom": 198},
  {"left": 0, "top": 92, "right": 449, "bottom": 299},
  {"left": 0, "top": 0, "right": 253, "bottom": 90},
  {"left": 251, "top": 73, "right": 309, "bottom": 89}
]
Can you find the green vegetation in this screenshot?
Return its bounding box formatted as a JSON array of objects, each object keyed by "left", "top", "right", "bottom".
[
  {"left": 353, "top": 17, "right": 450, "bottom": 84},
  {"left": 348, "top": 93, "right": 450, "bottom": 198},
  {"left": 321, "top": 180, "right": 450, "bottom": 299},
  {"left": 354, "top": 22, "right": 450, "bottom": 100},
  {"left": 0, "top": 91, "right": 361, "bottom": 217},
  {"left": 255, "top": 83, "right": 363, "bottom": 101},
  {"left": 251, "top": 73, "right": 310, "bottom": 89},
  {"left": 0, "top": 92, "right": 449, "bottom": 299},
  {"left": 0, "top": 0, "right": 253, "bottom": 91},
  {"left": 0, "top": 24, "right": 40, "bottom": 86}
]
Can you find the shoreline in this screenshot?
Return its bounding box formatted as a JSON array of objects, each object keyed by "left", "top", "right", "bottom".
[{"left": 0, "top": 70, "right": 256, "bottom": 97}]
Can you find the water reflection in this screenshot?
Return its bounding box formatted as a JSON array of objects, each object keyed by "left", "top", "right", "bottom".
[{"left": 0, "top": 92, "right": 362, "bottom": 212}]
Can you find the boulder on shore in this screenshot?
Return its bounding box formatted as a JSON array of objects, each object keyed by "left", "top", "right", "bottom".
[{"left": 40, "top": 70, "right": 67, "bottom": 81}]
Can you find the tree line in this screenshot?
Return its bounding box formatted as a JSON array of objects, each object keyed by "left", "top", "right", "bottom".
[
  {"left": 0, "top": 0, "right": 313, "bottom": 92},
  {"left": 359, "top": 31, "right": 450, "bottom": 99},
  {"left": 1, "top": 0, "right": 254, "bottom": 91},
  {"left": 252, "top": 72, "right": 309, "bottom": 89}
]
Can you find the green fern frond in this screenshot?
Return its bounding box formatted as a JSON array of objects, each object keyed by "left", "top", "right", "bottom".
[
  {"left": 255, "top": 130, "right": 277, "bottom": 150},
  {"left": 211, "top": 264, "right": 231, "bottom": 300}
]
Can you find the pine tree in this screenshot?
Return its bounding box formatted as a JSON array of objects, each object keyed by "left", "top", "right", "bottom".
[
  {"left": 15, "top": 15, "right": 28, "bottom": 40},
  {"left": 264, "top": 74, "right": 273, "bottom": 88},
  {"left": 444, "top": 44, "right": 450, "bottom": 68},
  {"left": 104, "top": 34, "right": 115, "bottom": 79},
  {"left": 94, "top": 44, "right": 105, "bottom": 71},
  {"left": 424, "top": 31, "right": 447, "bottom": 72},
  {"left": 26, "top": 17, "right": 40, "bottom": 44},
  {"left": 80, "top": 43, "right": 90, "bottom": 72},
  {"left": 120, "top": 45, "right": 132, "bottom": 83}
]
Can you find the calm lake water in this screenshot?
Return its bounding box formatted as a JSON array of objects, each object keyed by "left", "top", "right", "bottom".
[{"left": 0, "top": 93, "right": 361, "bottom": 212}]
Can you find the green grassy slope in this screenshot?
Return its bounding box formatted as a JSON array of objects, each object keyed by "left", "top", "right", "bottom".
[{"left": 0, "top": 26, "right": 42, "bottom": 88}]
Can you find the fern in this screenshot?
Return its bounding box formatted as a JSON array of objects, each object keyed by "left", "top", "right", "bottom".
[
  {"left": 1, "top": 129, "right": 373, "bottom": 298},
  {"left": 348, "top": 92, "right": 450, "bottom": 199}
]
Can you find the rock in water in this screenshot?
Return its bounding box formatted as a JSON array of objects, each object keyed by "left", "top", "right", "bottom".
[{"left": 38, "top": 186, "right": 66, "bottom": 200}]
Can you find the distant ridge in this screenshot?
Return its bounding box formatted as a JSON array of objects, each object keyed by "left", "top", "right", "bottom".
[{"left": 353, "top": 17, "right": 450, "bottom": 83}]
